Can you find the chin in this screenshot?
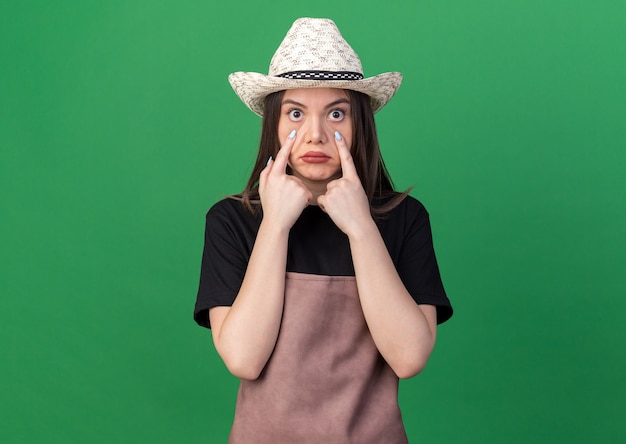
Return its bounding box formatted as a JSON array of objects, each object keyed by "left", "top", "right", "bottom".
[
  {"left": 307, "top": 174, "right": 338, "bottom": 183},
  {"left": 292, "top": 165, "right": 341, "bottom": 183}
]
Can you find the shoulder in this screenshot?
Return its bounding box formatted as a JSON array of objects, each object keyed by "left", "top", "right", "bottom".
[
  {"left": 396, "top": 194, "right": 428, "bottom": 215},
  {"left": 375, "top": 195, "right": 436, "bottom": 253},
  {"left": 207, "top": 196, "right": 245, "bottom": 215},
  {"left": 206, "top": 197, "right": 259, "bottom": 221},
  {"left": 204, "top": 197, "right": 263, "bottom": 240},
  {"left": 377, "top": 194, "right": 429, "bottom": 224}
]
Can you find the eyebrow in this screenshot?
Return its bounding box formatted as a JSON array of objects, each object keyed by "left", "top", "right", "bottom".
[{"left": 281, "top": 98, "right": 351, "bottom": 109}]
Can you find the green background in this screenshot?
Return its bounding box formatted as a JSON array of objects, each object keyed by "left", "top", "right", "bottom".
[{"left": 2, "top": 0, "right": 625, "bottom": 442}]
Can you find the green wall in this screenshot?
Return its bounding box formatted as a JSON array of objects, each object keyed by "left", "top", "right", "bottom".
[{"left": 2, "top": 1, "right": 624, "bottom": 442}]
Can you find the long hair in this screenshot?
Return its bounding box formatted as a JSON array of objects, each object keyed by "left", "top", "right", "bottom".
[{"left": 237, "top": 89, "right": 409, "bottom": 216}]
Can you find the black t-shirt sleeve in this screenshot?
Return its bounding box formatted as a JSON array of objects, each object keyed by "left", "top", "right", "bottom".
[
  {"left": 193, "top": 200, "right": 256, "bottom": 328},
  {"left": 390, "top": 198, "right": 453, "bottom": 324}
]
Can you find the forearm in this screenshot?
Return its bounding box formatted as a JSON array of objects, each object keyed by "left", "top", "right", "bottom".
[
  {"left": 213, "top": 220, "right": 289, "bottom": 379},
  {"left": 349, "top": 221, "right": 437, "bottom": 379},
  {"left": 212, "top": 132, "right": 313, "bottom": 379}
]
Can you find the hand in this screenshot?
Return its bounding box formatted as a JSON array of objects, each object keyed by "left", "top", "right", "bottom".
[
  {"left": 259, "top": 130, "right": 313, "bottom": 231},
  {"left": 317, "top": 131, "right": 373, "bottom": 237}
]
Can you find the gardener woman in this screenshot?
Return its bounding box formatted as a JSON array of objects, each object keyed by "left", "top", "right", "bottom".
[{"left": 194, "top": 17, "right": 453, "bottom": 443}]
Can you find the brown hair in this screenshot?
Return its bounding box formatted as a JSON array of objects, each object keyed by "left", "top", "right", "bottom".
[{"left": 236, "top": 89, "right": 409, "bottom": 216}]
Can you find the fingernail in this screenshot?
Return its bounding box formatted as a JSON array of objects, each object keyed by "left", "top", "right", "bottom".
[
  {"left": 335, "top": 131, "right": 342, "bottom": 141},
  {"left": 289, "top": 129, "right": 296, "bottom": 139},
  {"left": 266, "top": 156, "right": 273, "bottom": 166}
]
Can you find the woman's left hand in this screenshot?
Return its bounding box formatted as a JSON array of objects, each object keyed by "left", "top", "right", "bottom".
[
  {"left": 317, "top": 132, "right": 374, "bottom": 238},
  {"left": 319, "top": 133, "right": 437, "bottom": 380}
]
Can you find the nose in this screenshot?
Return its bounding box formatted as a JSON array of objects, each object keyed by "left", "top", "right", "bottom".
[{"left": 303, "top": 116, "right": 326, "bottom": 144}]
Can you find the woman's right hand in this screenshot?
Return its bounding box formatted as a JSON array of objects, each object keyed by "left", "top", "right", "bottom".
[
  {"left": 210, "top": 130, "right": 309, "bottom": 379},
  {"left": 258, "top": 130, "right": 312, "bottom": 231}
]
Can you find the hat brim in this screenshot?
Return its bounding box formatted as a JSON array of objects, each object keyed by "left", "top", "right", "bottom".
[{"left": 228, "top": 71, "right": 402, "bottom": 117}]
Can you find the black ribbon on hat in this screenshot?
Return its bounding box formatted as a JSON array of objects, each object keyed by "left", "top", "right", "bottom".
[{"left": 277, "top": 71, "right": 364, "bottom": 80}]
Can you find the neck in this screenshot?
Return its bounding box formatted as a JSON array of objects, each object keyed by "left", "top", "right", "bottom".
[
  {"left": 303, "top": 180, "right": 328, "bottom": 205},
  {"left": 299, "top": 173, "right": 343, "bottom": 205}
]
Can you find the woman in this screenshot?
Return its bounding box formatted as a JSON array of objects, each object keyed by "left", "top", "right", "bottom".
[{"left": 195, "top": 18, "right": 453, "bottom": 443}]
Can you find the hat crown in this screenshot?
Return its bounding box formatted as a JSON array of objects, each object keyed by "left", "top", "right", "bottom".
[{"left": 268, "top": 18, "right": 363, "bottom": 76}]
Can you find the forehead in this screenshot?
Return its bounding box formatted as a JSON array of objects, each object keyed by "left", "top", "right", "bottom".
[{"left": 282, "top": 88, "right": 350, "bottom": 106}]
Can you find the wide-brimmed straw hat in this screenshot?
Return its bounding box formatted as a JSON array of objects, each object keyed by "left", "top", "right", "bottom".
[{"left": 228, "top": 18, "right": 403, "bottom": 117}]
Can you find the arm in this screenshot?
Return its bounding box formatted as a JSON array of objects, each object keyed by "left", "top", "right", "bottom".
[
  {"left": 317, "top": 132, "right": 437, "bottom": 379},
  {"left": 210, "top": 131, "right": 312, "bottom": 380},
  {"left": 348, "top": 223, "right": 438, "bottom": 379}
]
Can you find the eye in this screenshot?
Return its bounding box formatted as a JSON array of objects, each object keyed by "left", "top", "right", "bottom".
[
  {"left": 328, "top": 109, "right": 345, "bottom": 122},
  {"left": 288, "top": 109, "right": 303, "bottom": 121}
]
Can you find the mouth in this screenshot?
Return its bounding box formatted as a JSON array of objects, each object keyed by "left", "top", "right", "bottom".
[{"left": 301, "top": 151, "right": 331, "bottom": 163}]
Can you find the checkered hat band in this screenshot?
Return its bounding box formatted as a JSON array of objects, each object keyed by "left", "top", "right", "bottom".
[{"left": 277, "top": 71, "right": 364, "bottom": 80}]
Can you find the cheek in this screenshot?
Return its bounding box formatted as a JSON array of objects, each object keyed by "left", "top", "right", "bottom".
[
  {"left": 277, "top": 114, "right": 295, "bottom": 139},
  {"left": 340, "top": 119, "right": 353, "bottom": 147},
  {"left": 341, "top": 132, "right": 353, "bottom": 153},
  {"left": 277, "top": 122, "right": 288, "bottom": 140},
  {"left": 345, "top": 135, "right": 353, "bottom": 150}
]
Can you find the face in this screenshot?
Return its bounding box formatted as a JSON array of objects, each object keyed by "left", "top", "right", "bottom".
[{"left": 277, "top": 88, "right": 353, "bottom": 186}]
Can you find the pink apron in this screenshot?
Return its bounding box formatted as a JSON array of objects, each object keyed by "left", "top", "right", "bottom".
[{"left": 229, "top": 272, "right": 408, "bottom": 443}]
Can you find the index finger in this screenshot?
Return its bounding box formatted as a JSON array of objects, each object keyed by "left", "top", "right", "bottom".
[
  {"left": 334, "top": 131, "right": 359, "bottom": 180},
  {"left": 271, "top": 129, "right": 297, "bottom": 174}
]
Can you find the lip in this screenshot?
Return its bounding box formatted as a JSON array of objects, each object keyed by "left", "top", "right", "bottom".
[{"left": 301, "top": 151, "right": 331, "bottom": 163}]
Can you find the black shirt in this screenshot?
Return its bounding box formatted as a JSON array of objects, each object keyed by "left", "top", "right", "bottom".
[{"left": 194, "top": 195, "right": 452, "bottom": 328}]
